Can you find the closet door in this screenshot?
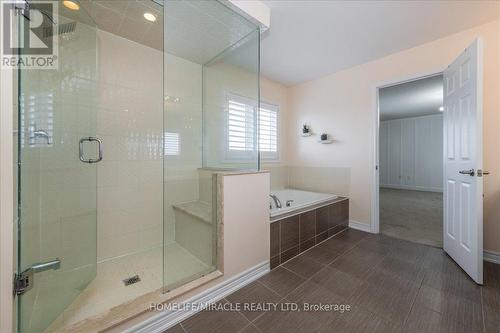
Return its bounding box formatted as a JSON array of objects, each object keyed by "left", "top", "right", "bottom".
[
  {"left": 379, "top": 121, "right": 389, "bottom": 186},
  {"left": 387, "top": 119, "right": 402, "bottom": 186},
  {"left": 401, "top": 118, "right": 415, "bottom": 187}
]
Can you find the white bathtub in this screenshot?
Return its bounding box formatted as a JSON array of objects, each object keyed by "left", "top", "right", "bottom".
[{"left": 270, "top": 189, "right": 338, "bottom": 221}]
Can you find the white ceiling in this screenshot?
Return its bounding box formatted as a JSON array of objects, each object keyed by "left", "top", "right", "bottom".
[
  {"left": 261, "top": 0, "right": 500, "bottom": 86},
  {"left": 379, "top": 75, "right": 443, "bottom": 121}
]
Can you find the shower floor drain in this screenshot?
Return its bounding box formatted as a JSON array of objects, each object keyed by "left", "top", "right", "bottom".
[{"left": 123, "top": 275, "right": 141, "bottom": 286}]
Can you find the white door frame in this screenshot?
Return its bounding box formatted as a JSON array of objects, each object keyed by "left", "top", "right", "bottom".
[{"left": 371, "top": 71, "right": 444, "bottom": 235}]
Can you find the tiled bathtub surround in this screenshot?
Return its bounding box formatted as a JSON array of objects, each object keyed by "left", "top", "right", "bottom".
[{"left": 270, "top": 198, "right": 349, "bottom": 269}]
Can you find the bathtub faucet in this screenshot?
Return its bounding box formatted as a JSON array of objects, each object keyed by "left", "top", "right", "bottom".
[{"left": 269, "top": 194, "right": 282, "bottom": 209}]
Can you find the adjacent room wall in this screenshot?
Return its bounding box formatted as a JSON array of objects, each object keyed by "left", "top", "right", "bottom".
[
  {"left": 287, "top": 19, "right": 500, "bottom": 253},
  {"left": 380, "top": 114, "right": 443, "bottom": 192}
]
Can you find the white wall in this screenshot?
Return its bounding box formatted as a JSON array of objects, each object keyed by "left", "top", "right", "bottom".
[
  {"left": 288, "top": 19, "right": 500, "bottom": 252},
  {"left": 380, "top": 114, "right": 443, "bottom": 192}
]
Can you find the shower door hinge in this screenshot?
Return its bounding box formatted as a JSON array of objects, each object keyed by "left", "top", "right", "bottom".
[
  {"left": 13, "top": 270, "right": 33, "bottom": 296},
  {"left": 13, "top": 258, "right": 61, "bottom": 296},
  {"left": 13, "top": 0, "right": 31, "bottom": 20}
]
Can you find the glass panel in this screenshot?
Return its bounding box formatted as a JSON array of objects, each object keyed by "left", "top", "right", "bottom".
[
  {"left": 17, "top": 4, "right": 98, "bottom": 332},
  {"left": 203, "top": 29, "right": 260, "bottom": 171},
  {"left": 163, "top": 0, "right": 259, "bottom": 291},
  {"left": 17, "top": 1, "right": 165, "bottom": 329}
]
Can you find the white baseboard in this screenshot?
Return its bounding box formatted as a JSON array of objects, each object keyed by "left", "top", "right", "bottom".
[
  {"left": 349, "top": 220, "right": 373, "bottom": 233},
  {"left": 125, "top": 261, "right": 270, "bottom": 333},
  {"left": 484, "top": 250, "right": 500, "bottom": 264}
]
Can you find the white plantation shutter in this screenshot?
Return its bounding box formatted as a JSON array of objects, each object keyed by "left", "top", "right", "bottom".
[
  {"left": 164, "top": 132, "right": 180, "bottom": 156},
  {"left": 227, "top": 98, "right": 256, "bottom": 152},
  {"left": 226, "top": 94, "right": 279, "bottom": 161},
  {"left": 259, "top": 102, "right": 278, "bottom": 160}
]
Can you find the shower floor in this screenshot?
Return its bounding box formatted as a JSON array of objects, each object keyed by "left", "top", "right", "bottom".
[{"left": 47, "top": 242, "right": 211, "bottom": 332}]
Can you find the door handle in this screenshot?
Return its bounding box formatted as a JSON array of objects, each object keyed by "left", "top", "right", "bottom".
[
  {"left": 31, "top": 259, "right": 61, "bottom": 273},
  {"left": 459, "top": 169, "right": 475, "bottom": 176},
  {"left": 14, "top": 258, "right": 61, "bottom": 296},
  {"left": 477, "top": 169, "right": 490, "bottom": 177},
  {"left": 79, "top": 137, "right": 103, "bottom": 163}
]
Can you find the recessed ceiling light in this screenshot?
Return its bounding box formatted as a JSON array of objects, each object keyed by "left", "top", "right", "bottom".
[
  {"left": 439, "top": 106, "right": 444, "bottom": 112},
  {"left": 63, "top": 0, "right": 80, "bottom": 11},
  {"left": 143, "top": 12, "right": 157, "bottom": 22}
]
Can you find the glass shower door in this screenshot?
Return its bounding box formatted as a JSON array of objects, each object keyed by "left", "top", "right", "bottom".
[{"left": 16, "top": 4, "right": 99, "bottom": 332}]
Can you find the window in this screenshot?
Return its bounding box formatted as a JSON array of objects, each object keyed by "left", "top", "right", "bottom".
[
  {"left": 227, "top": 97, "right": 256, "bottom": 153},
  {"left": 258, "top": 102, "right": 279, "bottom": 160},
  {"left": 226, "top": 94, "right": 279, "bottom": 161}
]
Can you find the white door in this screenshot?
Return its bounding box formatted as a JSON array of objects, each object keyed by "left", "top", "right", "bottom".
[{"left": 443, "top": 38, "right": 484, "bottom": 284}]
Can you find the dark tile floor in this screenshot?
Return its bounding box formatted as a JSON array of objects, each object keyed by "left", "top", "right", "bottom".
[{"left": 164, "top": 229, "right": 500, "bottom": 333}]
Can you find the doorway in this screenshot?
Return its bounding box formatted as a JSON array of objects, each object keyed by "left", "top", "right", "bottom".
[
  {"left": 371, "top": 39, "right": 484, "bottom": 284},
  {"left": 378, "top": 74, "right": 444, "bottom": 247}
]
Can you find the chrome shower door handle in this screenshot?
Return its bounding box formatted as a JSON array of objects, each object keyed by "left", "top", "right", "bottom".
[{"left": 79, "top": 137, "right": 103, "bottom": 163}]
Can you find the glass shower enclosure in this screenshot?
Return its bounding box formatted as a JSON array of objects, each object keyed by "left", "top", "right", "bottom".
[
  {"left": 14, "top": 0, "right": 259, "bottom": 332},
  {"left": 162, "top": 0, "right": 260, "bottom": 291}
]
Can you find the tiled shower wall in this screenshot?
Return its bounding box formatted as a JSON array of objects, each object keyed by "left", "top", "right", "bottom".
[
  {"left": 97, "top": 31, "right": 163, "bottom": 261},
  {"left": 163, "top": 52, "right": 203, "bottom": 244},
  {"left": 97, "top": 30, "right": 204, "bottom": 261}
]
